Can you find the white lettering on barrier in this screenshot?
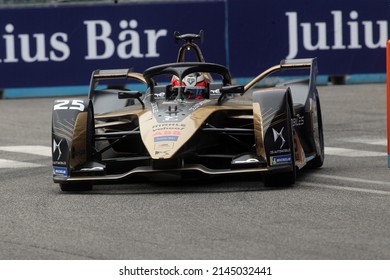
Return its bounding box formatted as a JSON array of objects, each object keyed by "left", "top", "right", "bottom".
[
  {"left": 0, "top": 20, "right": 167, "bottom": 63},
  {"left": 83, "top": 19, "right": 167, "bottom": 60},
  {"left": 286, "top": 10, "right": 389, "bottom": 59},
  {"left": 84, "top": 20, "right": 114, "bottom": 60},
  {"left": 0, "top": 11, "right": 386, "bottom": 64},
  {"left": 50, "top": 33, "right": 70, "bottom": 62},
  {"left": 0, "top": 24, "right": 70, "bottom": 63}
]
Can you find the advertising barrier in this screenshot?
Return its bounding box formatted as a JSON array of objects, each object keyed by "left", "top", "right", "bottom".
[
  {"left": 228, "top": 0, "right": 388, "bottom": 80},
  {"left": 0, "top": 0, "right": 388, "bottom": 97},
  {"left": 0, "top": 1, "right": 227, "bottom": 89}
]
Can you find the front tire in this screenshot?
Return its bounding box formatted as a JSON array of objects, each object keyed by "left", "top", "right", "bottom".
[{"left": 263, "top": 168, "right": 296, "bottom": 188}]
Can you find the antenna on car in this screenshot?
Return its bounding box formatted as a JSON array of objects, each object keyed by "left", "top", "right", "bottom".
[{"left": 174, "top": 30, "right": 205, "bottom": 62}]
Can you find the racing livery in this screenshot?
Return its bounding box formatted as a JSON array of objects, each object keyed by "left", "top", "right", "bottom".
[{"left": 52, "top": 31, "right": 324, "bottom": 191}]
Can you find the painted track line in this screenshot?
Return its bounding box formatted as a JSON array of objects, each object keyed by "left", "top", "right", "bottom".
[
  {"left": 341, "top": 138, "right": 387, "bottom": 146},
  {"left": 325, "top": 147, "right": 385, "bottom": 157},
  {"left": 301, "top": 181, "right": 390, "bottom": 196},
  {"left": 302, "top": 173, "right": 390, "bottom": 195},
  {"left": 315, "top": 174, "right": 390, "bottom": 187},
  {"left": 0, "top": 159, "right": 44, "bottom": 168},
  {"left": 0, "top": 145, "right": 51, "bottom": 157}
]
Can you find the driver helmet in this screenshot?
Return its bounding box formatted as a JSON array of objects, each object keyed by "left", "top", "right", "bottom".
[{"left": 171, "top": 72, "right": 208, "bottom": 99}]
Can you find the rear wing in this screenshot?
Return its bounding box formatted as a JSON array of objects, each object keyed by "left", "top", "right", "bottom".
[
  {"left": 243, "top": 58, "right": 318, "bottom": 94},
  {"left": 88, "top": 69, "right": 146, "bottom": 99}
]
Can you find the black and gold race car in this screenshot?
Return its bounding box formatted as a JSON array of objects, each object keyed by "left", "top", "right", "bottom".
[{"left": 52, "top": 31, "right": 324, "bottom": 191}]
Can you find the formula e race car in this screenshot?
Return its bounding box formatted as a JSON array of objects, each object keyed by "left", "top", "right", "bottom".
[{"left": 52, "top": 31, "right": 324, "bottom": 191}]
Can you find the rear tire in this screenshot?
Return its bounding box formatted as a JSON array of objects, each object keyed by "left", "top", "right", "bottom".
[
  {"left": 60, "top": 183, "right": 93, "bottom": 192},
  {"left": 263, "top": 104, "right": 296, "bottom": 187}
]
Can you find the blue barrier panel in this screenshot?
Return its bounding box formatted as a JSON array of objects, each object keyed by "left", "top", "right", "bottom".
[
  {"left": 0, "top": 0, "right": 388, "bottom": 98},
  {"left": 0, "top": 1, "right": 227, "bottom": 89},
  {"left": 227, "top": 0, "right": 389, "bottom": 78}
]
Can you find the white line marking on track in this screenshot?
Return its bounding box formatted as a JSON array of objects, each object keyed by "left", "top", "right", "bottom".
[
  {"left": 340, "top": 137, "right": 387, "bottom": 146},
  {"left": 315, "top": 174, "right": 390, "bottom": 187},
  {"left": 0, "top": 159, "right": 44, "bottom": 168},
  {"left": 325, "top": 147, "right": 385, "bottom": 157},
  {"left": 0, "top": 146, "right": 51, "bottom": 157},
  {"left": 301, "top": 182, "right": 390, "bottom": 196}
]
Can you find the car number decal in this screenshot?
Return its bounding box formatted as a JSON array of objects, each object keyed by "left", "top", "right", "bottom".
[{"left": 54, "top": 100, "right": 85, "bottom": 111}]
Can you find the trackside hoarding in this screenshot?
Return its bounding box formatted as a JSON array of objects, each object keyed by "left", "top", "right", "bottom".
[
  {"left": 0, "top": 1, "right": 227, "bottom": 88},
  {"left": 227, "top": 0, "right": 388, "bottom": 79},
  {"left": 0, "top": 0, "right": 388, "bottom": 94}
]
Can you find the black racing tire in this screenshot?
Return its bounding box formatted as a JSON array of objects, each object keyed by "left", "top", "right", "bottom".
[
  {"left": 307, "top": 90, "right": 324, "bottom": 169},
  {"left": 60, "top": 183, "right": 93, "bottom": 192},
  {"left": 263, "top": 104, "right": 296, "bottom": 188},
  {"left": 263, "top": 169, "right": 296, "bottom": 188},
  {"left": 87, "top": 102, "right": 95, "bottom": 161}
]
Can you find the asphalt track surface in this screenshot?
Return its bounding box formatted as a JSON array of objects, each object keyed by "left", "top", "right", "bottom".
[{"left": 0, "top": 83, "right": 389, "bottom": 260}]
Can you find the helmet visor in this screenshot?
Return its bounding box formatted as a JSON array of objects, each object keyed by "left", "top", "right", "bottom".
[{"left": 183, "top": 86, "right": 207, "bottom": 100}]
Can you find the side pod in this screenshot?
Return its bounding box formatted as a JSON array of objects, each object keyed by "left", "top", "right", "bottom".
[{"left": 52, "top": 99, "right": 94, "bottom": 181}]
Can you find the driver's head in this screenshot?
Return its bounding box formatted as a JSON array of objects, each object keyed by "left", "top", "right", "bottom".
[{"left": 171, "top": 72, "right": 208, "bottom": 99}]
